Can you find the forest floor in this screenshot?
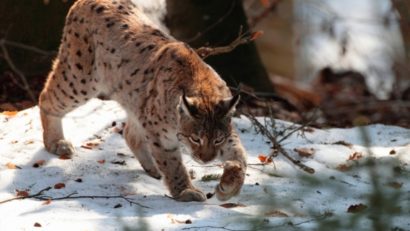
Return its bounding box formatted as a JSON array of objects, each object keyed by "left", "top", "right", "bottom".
[{"left": 0, "top": 100, "right": 409, "bottom": 230}]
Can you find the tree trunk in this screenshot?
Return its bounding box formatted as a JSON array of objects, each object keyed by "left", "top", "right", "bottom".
[
  {"left": 390, "top": 0, "right": 410, "bottom": 99},
  {"left": 165, "top": 0, "right": 274, "bottom": 92}
]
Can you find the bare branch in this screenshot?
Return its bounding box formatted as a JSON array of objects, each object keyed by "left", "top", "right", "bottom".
[
  {"left": 0, "top": 186, "right": 150, "bottom": 209},
  {"left": 0, "top": 39, "right": 37, "bottom": 102},
  {"left": 2, "top": 39, "right": 56, "bottom": 56},
  {"left": 195, "top": 29, "right": 264, "bottom": 59},
  {"left": 187, "top": 0, "right": 237, "bottom": 43},
  {"left": 0, "top": 187, "right": 52, "bottom": 204},
  {"left": 245, "top": 114, "right": 315, "bottom": 174}
]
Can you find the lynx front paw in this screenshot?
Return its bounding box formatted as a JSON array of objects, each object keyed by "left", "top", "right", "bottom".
[
  {"left": 175, "top": 188, "right": 206, "bottom": 202},
  {"left": 48, "top": 139, "right": 75, "bottom": 156},
  {"left": 215, "top": 161, "right": 245, "bottom": 201}
]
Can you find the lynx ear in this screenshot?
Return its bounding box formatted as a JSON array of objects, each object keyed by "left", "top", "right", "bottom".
[
  {"left": 180, "top": 94, "right": 199, "bottom": 118},
  {"left": 221, "top": 94, "right": 240, "bottom": 117}
]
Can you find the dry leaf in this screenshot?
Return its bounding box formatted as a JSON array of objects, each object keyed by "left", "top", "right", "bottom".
[
  {"left": 294, "top": 148, "right": 315, "bottom": 158},
  {"left": 258, "top": 154, "right": 272, "bottom": 164},
  {"left": 16, "top": 190, "right": 29, "bottom": 197},
  {"left": 386, "top": 181, "right": 403, "bottom": 189},
  {"left": 97, "top": 159, "right": 106, "bottom": 164},
  {"left": 54, "top": 183, "right": 66, "bottom": 189},
  {"left": 348, "top": 152, "right": 363, "bottom": 161},
  {"left": 347, "top": 203, "right": 367, "bottom": 213},
  {"left": 265, "top": 210, "right": 289, "bottom": 217},
  {"left": 250, "top": 31, "right": 264, "bottom": 41},
  {"left": 337, "top": 164, "right": 351, "bottom": 172},
  {"left": 42, "top": 199, "right": 52, "bottom": 205},
  {"left": 59, "top": 154, "right": 71, "bottom": 160},
  {"left": 6, "top": 162, "right": 21, "bottom": 169},
  {"left": 219, "top": 203, "right": 246, "bottom": 208},
  {"left": 81, "top": 139, "right": 101, "bottom": 149},
  {"left": 34, "top": 222, "right": 42, "bottom": 227},
  {"left": 2, "top": 111, "right": 18, "bottom": 117},
  {"left": 389, "top": 149, "right": 396, "bottom": 155}
]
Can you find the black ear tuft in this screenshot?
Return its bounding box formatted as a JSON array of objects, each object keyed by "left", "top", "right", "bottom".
[
  {"left": 220, "top": 94, "right": 240, "bottom": 117},
  {"left": 181, "top": 93, "right": 200, "bottom": 118}
]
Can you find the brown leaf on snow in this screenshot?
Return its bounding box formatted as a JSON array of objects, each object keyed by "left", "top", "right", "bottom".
[
  {"left": 386, "top": 181, "right": 403, "bottom": 189},
  {"left": 34, "top": 222, "right": 42, "bottom": 227},
  {"left": 219, "top": 203, "right": 246, "bottom": 208},
  {"left": 81, "top": 139, "right": 101, "bottom": 149},
  {"left": 2, "top": 111, "right": 18, "bottom": 117},
  {"left": 54, "top": 183, "right": 66, "bottom": 189},
  {"left": 389, "top": 149, "right": 396, "bottom": 155},
  {"left": 258, "top": 154, "right": 272, "bottom": 164},
  {"left": 59, "top": 154, "right": 71, "bottom": 160},
  {"left": 348, "top": 152, "right": 363, "bottom": 161},
  {"left": 265, "top": 210, "right": 289, "bottom": 217},
  {"left": 6, "top": 162, "right": 21, "bottom": 169},
  {"left": 42, "top": 199, "right": 52, "bottom": 205},
  {"left": 16, "top": 189, "right": 29, "bottom": 197},
  {"left": 337, "top": 164, "right": 351, "bottom": 172},
  {"left": 347, "top": 203, "right": 367, "bottom": 213},
  {"left": 294, "top": 147, "right": 315, "bottom": 158},
  {"left": 97, "top": 159, "right": 106, "bottom": 164}
]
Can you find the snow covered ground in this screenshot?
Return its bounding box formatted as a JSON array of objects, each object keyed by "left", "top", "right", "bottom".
[{"left": 0, "top": 100, "right": 409, "bottom": 230}]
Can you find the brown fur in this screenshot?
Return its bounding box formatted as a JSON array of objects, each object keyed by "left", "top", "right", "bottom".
[{"left": 39, "top": 0, "right": 247, "bottom": 202}]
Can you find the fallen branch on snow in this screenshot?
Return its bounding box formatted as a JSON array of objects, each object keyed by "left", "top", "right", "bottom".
[
  {"left": 0, "top": 186, "right": 149, "bottom": 208},
  {"left": 245, "top": 114, "right": 315, "bottom": 174}
]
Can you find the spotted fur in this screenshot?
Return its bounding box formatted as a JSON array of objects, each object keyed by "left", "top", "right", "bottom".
[{"left": 39, "top": 0, "right": 247, "bottom": 202}]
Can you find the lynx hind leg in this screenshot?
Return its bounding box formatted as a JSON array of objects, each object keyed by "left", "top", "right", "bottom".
[
  {"left": 124, "top": 121, "right": 162, "bottom": 179},
  {"left": 39, "top": 62, "right": 97, "bottom": 156},
  {"left": 39, "top": 74, "right": 75, "bottom": 156}
]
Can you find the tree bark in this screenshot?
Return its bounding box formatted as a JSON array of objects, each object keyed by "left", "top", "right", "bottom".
[
  {"left": 390, "top": 0, "right": 410, "bottom": 99},
  {"left": 165, "top": 0, "right": 274, "bottom": 92}
]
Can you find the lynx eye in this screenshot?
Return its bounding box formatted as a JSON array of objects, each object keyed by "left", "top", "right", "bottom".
[
  {"left": 214, "top": 137, "right": 225, "bottom": 145},
  {"left": 188, "top": 136, "right": 201, "bottom": 145}
]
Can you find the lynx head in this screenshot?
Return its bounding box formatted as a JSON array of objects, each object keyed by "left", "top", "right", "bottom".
[{"left": 177, "top": 93, "right": 240, "bottom": 163}]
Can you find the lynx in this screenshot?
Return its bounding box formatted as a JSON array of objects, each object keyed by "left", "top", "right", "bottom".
[{"left": 39, "top": 0, "right": 247, "bottom": 202}]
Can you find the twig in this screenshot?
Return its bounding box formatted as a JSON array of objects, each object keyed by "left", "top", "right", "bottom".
[
  {"left": 0, "top": 186, "right": 150, "bottom": 208},
  {"left": 0, "top": 38, "right": 37, "bottom": 102},
  {"left": 182, "top": 225, "right": 249, "bottom": 231},
  {"left": 2, "top": 39, "right": 56, "bottom": 56},
  {"left": 187, "top": 0, "right": 237, "bottom": 43},
  {"left": 35, "top": 193, "right": 150, "bottom": 209},
  {"left": 245, "top": 114, "right": 315, "bottom": 174},
  {"left": 195, "top": 28, "right": 263, "bottom": 59},
  {"left": 0, "top": 186, "right": 52, "bottom": 204}
]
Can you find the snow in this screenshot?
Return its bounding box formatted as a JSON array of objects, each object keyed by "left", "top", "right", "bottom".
[
  {"left": 295, "top": 0, "right": 403, "bottom": 99},
  {"left": 0, "top": 100, "right": 409, "bottom": 230}
]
